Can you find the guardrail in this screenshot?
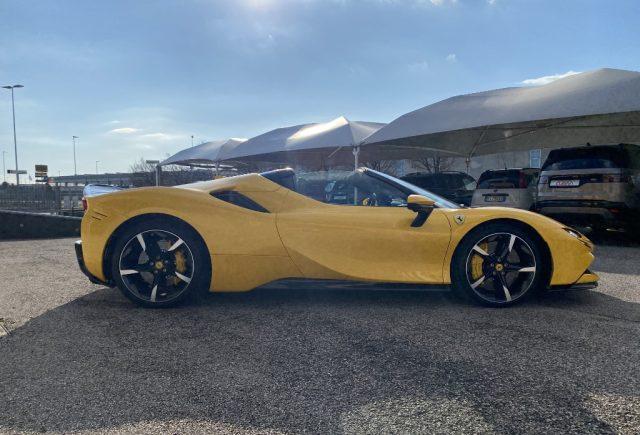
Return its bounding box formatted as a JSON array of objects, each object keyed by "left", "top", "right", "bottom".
[{"left": 0, "top": 184, "right": 62, "bottom": 212}]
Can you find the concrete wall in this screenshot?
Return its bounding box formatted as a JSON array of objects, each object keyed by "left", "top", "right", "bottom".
[{"left": 0, "top": 210, "right": 81, "bottom": 240}]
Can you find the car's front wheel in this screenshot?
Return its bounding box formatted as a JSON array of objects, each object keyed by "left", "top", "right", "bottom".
[
  {"left": 451, "top": 222, "right": 547, "bottom": 307},
  {"left": 110, "top": 217, "right": 211, "bottom": 308}
]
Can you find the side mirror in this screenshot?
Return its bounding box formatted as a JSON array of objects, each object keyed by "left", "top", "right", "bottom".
[{"left": 407, "top": 194, "right": 435, "bottom": 227}]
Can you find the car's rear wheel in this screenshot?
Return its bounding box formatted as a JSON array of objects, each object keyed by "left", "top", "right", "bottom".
[
  {"left": 110, "top": 217, "right": 210, "bottom": 308},
  {"left": 451, "top": 222, "right": 547, "bottom": 307}
]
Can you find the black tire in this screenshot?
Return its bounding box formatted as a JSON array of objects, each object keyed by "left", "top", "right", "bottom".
[
  {"left": 110, "top": 216, "right": 211, "bottom": 308},
  {"left": 451, "top": 222, "right": 548, "bottom": 307}
]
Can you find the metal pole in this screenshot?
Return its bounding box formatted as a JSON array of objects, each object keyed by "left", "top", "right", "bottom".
[
  {"left": 155, "top": 164, "right": 160, "bottom": 186},
  {"left": 72, "top": 136, "right": 78, "bottom": 176},
  {"left": 2, "top": 151, "right": 6, "bottom": 182},
  {"left": 95, "top": 160, "right": 99, "bottom": 174},
  {"left": 10, "top": 88, "right": 19, "bottom": 185}
]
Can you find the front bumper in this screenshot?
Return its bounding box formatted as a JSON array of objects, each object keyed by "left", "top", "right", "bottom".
[
  {"left": 550, "top": 270, "right": 599, "bottom": 291},
  {"left": 536, "top": 200, "right": 636, "bottom": 227},
  {"left": 75, "top": 240, "right": 109, "bottom": 286}
]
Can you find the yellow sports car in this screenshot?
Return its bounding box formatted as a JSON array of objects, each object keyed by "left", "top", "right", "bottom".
[{"left": 75, "top": 168, "right": 598, "bottom": 307}]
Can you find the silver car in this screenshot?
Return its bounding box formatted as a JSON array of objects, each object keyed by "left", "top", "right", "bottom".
[{"left": 535, "top": 144, "right": 640, "bottom": 232}]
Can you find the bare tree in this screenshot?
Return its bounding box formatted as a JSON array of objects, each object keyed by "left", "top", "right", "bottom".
[
  {"left": 413, "top": 154, "right": 454, "bottom": 173},
  {"left": 129, "top": 158, "right": 157, "bottom": 186},
  {"left": 364, "top": 160, "right": 398, "bottom": 175}
]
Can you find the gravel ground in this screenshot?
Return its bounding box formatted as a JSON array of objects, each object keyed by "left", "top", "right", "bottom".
[{"left": 0, "top": 237, "right": 638, "bottom": 434}]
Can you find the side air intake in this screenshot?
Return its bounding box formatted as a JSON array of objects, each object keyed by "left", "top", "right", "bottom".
[{"left": 211, "top": 191, "right": 269, "bottom": 213}]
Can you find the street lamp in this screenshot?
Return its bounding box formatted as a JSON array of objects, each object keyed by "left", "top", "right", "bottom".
[
  {"left": 2, "top": 84, "right": 24, "bottom": 185},
  {"left": 72, "top": 136, "right": 79, "bottom": 176}
]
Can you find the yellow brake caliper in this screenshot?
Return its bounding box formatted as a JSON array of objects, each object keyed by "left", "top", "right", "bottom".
[
  {"left": 172, "top": 250, "right": 187, "bottom": 285},
  {"left": 471, "top": 242, "right": 488, "bottom": 280}
]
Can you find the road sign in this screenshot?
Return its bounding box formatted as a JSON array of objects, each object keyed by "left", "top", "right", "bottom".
[
  {"left": 145, "top": 160, "right": 160, "bottom": 165},
  {"left": 7, "top": 169, "right": 27, "bottom": 175},
  {"left": 35, "top": 164, "right": 49, "bottom": 183}
]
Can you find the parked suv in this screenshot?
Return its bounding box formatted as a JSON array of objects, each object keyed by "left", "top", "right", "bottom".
[
  {"left": 400, "top": 171, "right": 476, "bottom": 206},
  {"left": 471, "top": 168, "right": 539, "bottom": 210},
  {"left": 535, "top": 144, "right": 640, "bottom": 232}
]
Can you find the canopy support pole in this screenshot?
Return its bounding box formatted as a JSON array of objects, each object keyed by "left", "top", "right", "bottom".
[
  {"left": 466, "top": 126, "right": 490, "bottom": 174},
  {"left": 215, "top": 161, "right": 220, "bottom": 177},
  {"left": 353, "top": 145, "right": 360, "bottom": 170},
  {"left": 353, "top": 145, "right": 360, "bottom": 205}
]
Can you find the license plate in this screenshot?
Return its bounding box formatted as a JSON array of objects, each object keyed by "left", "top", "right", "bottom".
[
  {"left": 550, "top": 179, "right": 580, "bottom": 187},
  {"left": 484, "top": 195, "right": 506, "bottom": 202}
]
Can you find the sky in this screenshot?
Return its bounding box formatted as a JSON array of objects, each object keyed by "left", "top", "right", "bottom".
[{"left": 1, "top": 0, "right": 640, "bottom": 181}]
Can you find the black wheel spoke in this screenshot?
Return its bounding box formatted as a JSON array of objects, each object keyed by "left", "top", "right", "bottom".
[
  {"left": 496, "top": 273, "right": 512, "bottom": 302},
  {"left": 495, "top": 236, "right": 508, "bottom": 261},
  {"left": 145, "top": 234, "right": 162, "bottom": 258}
]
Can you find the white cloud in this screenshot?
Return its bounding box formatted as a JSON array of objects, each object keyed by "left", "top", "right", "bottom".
[
  {"left": 108, "top": 127, "right": 139, "bottom": 134},
  {"left": 487, "top": 0, "right": 497, "bottom": 5},
  {"left": 446, "top": 53, "right": 457, "bottom": 62},
  {"left": 428, "top": 0, "right": 457, "bottom": 5},
  {"left": 522, "top": 70, "right": 581, "bottom": 86},
  {"left": 408, "top": 60, "right": 430, "bottom": 72}
]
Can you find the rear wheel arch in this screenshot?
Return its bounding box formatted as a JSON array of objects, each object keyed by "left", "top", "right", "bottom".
[
  {"left": 451, "top": 218, "right": 553, "bottom": 290},
  {"left": 102, "top": 213, "right": 211, "bottom": 286}
]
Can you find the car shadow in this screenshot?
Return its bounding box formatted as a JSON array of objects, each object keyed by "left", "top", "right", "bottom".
[{"left": 1, "top": 284, "right": 638, "bottom": 433}]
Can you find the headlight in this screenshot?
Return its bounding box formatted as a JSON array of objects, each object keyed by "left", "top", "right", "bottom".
[
  {"left": 563, "top": 227, "right": 580, "bottom": 238},
  {"left": 563, "top": 227, "right": 594, "bottom": 250}
]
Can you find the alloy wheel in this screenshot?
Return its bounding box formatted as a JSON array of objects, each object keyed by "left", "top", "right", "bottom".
[
  {"left": 118, "top": 229, "right": 195, "bottom": 303},
  {"left": 465, "top": 232, "right": 537, "bottom": 304}
]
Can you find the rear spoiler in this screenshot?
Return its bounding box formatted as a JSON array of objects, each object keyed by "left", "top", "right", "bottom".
[
  {"left": 82, "top": 184, "right": 124, "bottom": 198},
  {"left": 82, "top": 184, "right": 124, "bottom": 211}
]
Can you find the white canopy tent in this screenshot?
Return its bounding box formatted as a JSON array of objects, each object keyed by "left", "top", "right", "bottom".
[
  {"left": 363, "top": 68, "right": 640, "bottom": 167},
  {"left": 160, "top": 138, "right": 247, "bottom": 171},
  {"left": 221, "top": 116, "right": 386, "bottom": 169}
]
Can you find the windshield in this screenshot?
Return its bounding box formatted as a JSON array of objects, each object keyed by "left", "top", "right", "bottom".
[
  {"left": 542, "top": 147, "right": 627, "bottom": 170},
  {"left": 267, "top": 168, "right": 459, "bottom": 209},
  {"left": 477, "top": 170, "right": 538, "bottom": 189},
  {"left": 402, "top": 173, "right": 476, "bottom": 191},
  {"left": 365, "top": 169, "right": 460, "bottom": 208}
]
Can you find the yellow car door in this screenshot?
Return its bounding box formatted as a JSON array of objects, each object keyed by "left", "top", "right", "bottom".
[{"left": 277, "top": 194, "right": 452, "bottom": 284}]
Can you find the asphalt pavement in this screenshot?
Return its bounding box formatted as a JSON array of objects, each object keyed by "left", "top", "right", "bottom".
[{"left": 0, "top": 237, "right": 639, "bottom": 434}]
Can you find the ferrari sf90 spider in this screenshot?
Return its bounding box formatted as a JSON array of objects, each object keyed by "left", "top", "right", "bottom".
[{"left": 76, "top": 168, "right": 597, "bottom": 307}]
